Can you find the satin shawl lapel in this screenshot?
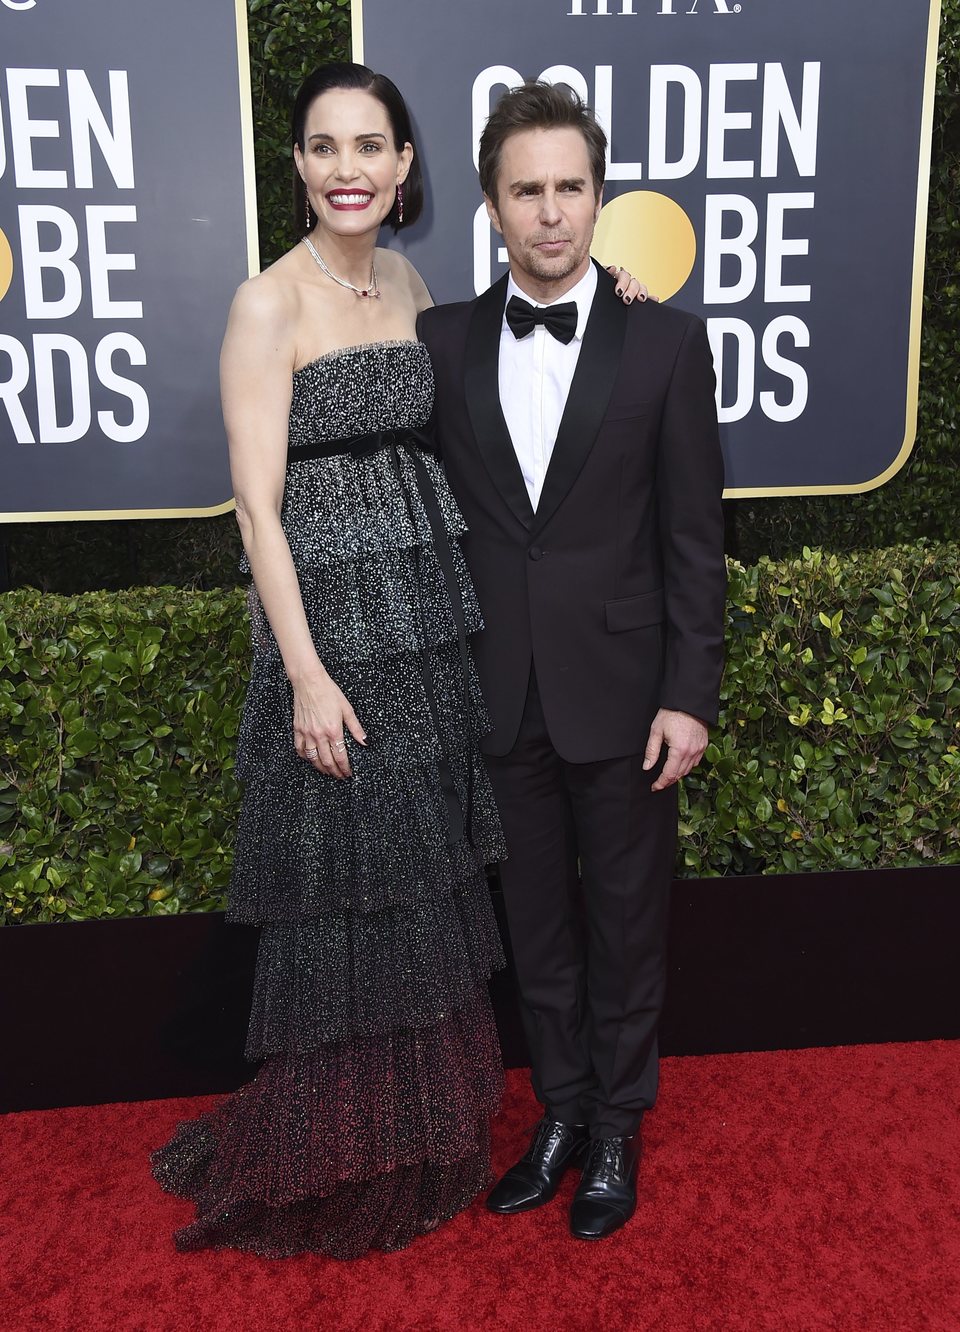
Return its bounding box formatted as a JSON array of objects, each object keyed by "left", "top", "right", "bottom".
[
  {"left": 464, "top": 274, "right": 535, "bottom": 531},
  {"left": 531, "top": 263, "right": 629, "bottom": 538}
]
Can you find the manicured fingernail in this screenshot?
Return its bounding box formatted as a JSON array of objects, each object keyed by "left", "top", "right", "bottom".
[
  {"left": 615, "top": 287, "right": 623, "bottom": 296},
  {"left": 625, "top": 296, "right": 633, "bottom": 304}
]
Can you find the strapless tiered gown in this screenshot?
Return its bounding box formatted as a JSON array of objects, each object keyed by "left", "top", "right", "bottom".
[{"left": 152, "top": 340, "right": 506, "bottom": 1259}]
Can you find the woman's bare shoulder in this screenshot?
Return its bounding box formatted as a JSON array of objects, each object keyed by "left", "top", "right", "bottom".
[
  {"left": 224, "top": 254, "right": 309, "bottom": 365},
  {"left": 232, "top": 254, "right": 302, "bottom": 320}
]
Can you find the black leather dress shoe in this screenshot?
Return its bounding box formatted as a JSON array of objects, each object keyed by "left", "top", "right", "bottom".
[
  {"left": 486, "top": 1117, "right": 590, "bottom": 1215},
  {"left": 569, "top": 1135, "right": 640, "bottom": 1240}
]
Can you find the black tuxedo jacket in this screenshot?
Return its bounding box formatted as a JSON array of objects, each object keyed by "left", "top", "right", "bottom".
[{"left": 418, "top": 260, "right": 726, "bottom": 763}]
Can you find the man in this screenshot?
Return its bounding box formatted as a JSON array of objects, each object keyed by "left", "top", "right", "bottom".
[{"left": 418, "top": 81, "right": 726, "bottom": 1241}]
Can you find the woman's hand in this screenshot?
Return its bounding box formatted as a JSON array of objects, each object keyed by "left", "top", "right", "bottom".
[
  {"left": 292, "top": 670, "right": 367, "bottom": 779},
  {"left": 606, "top": 264, "right": 658, "bottom": 305}
]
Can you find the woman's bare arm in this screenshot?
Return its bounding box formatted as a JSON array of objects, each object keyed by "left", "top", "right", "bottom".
[{"left": 222, "top": 277, "right": 364, "bottom": 778}]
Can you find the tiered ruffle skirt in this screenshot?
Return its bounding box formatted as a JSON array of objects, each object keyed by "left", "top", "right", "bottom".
[{"left": 152, "top": 440, "right": 506, "bottom": 1259}]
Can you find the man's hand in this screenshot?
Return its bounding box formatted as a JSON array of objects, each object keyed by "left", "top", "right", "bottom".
[{"left": 643, "top": 709, "right": 708, "bottom": 792}]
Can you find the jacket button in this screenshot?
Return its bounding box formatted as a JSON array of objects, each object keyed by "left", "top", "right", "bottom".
[{"left": 528, "top": 545, "right": 544, "bottom": 561}]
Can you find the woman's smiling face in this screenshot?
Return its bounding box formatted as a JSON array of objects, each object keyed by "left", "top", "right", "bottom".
[{"left": 295, "top": 88, "right": 412, "bottom": 239}]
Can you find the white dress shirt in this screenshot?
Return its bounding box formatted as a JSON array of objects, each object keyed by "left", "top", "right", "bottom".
[{"left": 498, "top": 262, "right": 599, "bottom": 511}]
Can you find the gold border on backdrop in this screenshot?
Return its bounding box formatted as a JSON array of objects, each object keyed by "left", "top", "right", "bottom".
[
  {"left": 1, "top": 0, "right": 259, "bottom": 524},
  {"left": 236, "top": 0, "right": 261, "bottom": 285},
  {"left": 351, "top": 0, "right": 942, "bottom": 501},
  {"left": 726, "top": 0, "right": 941, "bottom": 498}
]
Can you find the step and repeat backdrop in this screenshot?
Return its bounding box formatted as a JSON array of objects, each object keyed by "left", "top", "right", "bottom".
[
  {"left": 0, "top": 1, "right": 940, "bottom": 513},
  {"left": 356, "top": 0, "right": 940, "bottom": 496},
  {"left": 0, "top": 0, "right": 257, "bottom": 520}
]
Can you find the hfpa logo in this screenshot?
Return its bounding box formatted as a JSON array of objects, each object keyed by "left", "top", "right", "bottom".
[
  {"left": 1, "top": 0, "right": 38, "bottom": 10},
  {"left": 568, "top": 1, "right": 742, "bottom": 14}
]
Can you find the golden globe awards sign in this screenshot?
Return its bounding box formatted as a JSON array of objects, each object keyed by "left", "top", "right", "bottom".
[
  {"left": 356, "top": 0, "right": 940, "bottom": 496},
  {"left": 0, "top": 0, "right": 257, "bottom": 520}
]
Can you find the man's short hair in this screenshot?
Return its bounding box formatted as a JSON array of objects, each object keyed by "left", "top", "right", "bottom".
[{"left": 478, "top": 80, "right": 608, "bottom": 204}]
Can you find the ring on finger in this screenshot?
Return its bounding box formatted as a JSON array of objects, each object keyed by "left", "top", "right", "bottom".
[
  {"left": 333, "top": 740, "right": 346, "bottom": 752},
  {"left": 305, "top": 747, "right": 319, "bottom": 756}
]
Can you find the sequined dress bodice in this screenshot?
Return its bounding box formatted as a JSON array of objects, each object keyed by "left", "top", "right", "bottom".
[
  {"left": 289, "top": 338, "right": 433, "bottom": 444},
  {"left": 244, "top": 341, "right": 488, "bottom": 742}
]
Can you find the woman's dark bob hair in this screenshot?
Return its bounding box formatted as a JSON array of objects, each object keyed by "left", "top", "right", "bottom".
[{"left": 292, "top": 62, "right": 423, "bottom": 235}]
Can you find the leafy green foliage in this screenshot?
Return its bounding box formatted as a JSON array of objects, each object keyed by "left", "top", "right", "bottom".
[
  {"left": 0, "top": 589, "right": 248, "bottom": 924},
  {"left": 680, "top": 543, "right": 960, "bottom": 876},
  {"left": 4, "top": 544, "right": 959, "bottom": 923}
]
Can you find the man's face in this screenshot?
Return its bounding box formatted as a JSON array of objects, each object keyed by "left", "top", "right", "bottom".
[{"left": 485, "top": 126, "right": 602, "bottom": 298}]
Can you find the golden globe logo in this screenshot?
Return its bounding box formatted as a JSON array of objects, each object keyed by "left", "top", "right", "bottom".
[
  {"left": 1, "top": 1, "right": 39, "bottom": 10},
  {"left": 592, "top": 192, "right": 696, "bottom": 301}
]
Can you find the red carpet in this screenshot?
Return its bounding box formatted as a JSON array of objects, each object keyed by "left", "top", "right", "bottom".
[{"left": 2, "top": 1042, "right": 958, "bottom": 1332}]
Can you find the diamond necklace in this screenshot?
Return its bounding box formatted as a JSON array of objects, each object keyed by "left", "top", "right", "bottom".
[{"left": 301, "top": 235, "right": 381, "bottom": 299}]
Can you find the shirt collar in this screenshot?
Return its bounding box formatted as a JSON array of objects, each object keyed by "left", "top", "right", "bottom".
[{"left": 504, "top": 261, "right": 598, "bottom": 342}]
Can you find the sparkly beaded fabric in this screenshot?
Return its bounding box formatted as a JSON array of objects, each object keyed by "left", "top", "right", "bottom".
[{"left": 151, "top": 341, "right": 507, "bottom": 1259}]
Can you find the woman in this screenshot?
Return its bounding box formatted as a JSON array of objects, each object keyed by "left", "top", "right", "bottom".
[{"left": 152, "top": 62, "right": 646, "bottom": 1260}]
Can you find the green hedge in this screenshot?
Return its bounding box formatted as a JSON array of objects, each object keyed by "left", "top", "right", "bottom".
[
  {"left": 3, "top": 543, "right": 959, "bottom": 924},
  {"left": 0, "top": 590, "right": 246, "bottom": 923},
  {"left": 681, "top": 544, "right": 960, "bottom": 875}
]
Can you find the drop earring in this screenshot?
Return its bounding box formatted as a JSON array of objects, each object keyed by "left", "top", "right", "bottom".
[
  {"left": 396, "top": 183, "right": 404, "bottom": 225},
  {"left": 305, "top": 196, "right": 312, "bottom": 231}
]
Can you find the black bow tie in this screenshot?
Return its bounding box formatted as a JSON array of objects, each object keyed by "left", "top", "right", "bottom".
[{"left": 505, "top": 295, "right": 579, "bottom": 345}]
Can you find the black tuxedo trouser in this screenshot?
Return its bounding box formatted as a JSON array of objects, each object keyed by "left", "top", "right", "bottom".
[{"left": 485, "top": 669, "right": 678, "bottom": 1139}]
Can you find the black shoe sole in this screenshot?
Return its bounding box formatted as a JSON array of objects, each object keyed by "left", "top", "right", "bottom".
[{"left": 485, "top": 1193, "right": 560, "bottom": 1216}]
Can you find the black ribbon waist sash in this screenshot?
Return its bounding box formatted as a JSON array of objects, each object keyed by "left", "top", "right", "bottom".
[{"left": 287, "top": 428, "right": 472, "bottom": 845}]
